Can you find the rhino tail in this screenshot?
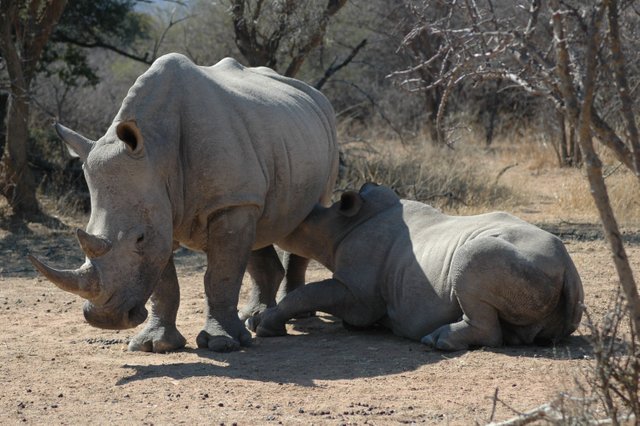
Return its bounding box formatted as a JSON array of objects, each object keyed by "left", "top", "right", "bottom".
[{"left": 561, "top": 261, "right": 585, "bottom": 337}]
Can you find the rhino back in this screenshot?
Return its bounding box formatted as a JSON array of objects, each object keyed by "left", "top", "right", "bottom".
[
  {"left": 116, "top": 54, "right": 339, "bottom": 250},
  {"left": 405, "top": 206, "right": 565, "bottom": 288}
]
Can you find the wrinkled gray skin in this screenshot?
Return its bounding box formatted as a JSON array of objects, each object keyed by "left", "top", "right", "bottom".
[
  {"left": 29, "top": 54, "right": 339, "bottom": 353},
  {"left": 249, "top": 183, "right": 584, "bottom": 351}
]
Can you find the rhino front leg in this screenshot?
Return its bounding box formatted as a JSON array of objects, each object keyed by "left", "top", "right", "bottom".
[
  {"left": 238, "top": 245, "right": 285, "bottom": 321},
  {"left": 247, "top": 278, "right": 376, "bottom": 337},
  {"left": 196, "top": 207, "right": 257, "bottom": 352},
  {"left": 128, "top": 257, "right": 186, "bottom": 353}
]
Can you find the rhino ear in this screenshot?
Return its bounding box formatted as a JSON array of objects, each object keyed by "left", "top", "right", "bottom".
[
  {"left": 54, "top": 122, "right": 94, "bottom": 161},
  {"left": 116, "top": 120, "right": 144, "bottom": 157},
  {"left": 338, "top": 191, "right": 363, "bottom": 217}
]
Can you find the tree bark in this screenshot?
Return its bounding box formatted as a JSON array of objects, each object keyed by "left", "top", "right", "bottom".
[
  {"left": 606, "top": 0, "right": 640, "bottom": 179},
  {"left": 283, "top": 0, "right": 347, "bottom": 77},
  {"left": 590, "top": 110, "right": 634, "bottom": 170},
  {"left": 0, "top": 92, "right": 7, "bottom": 158},
  {"left": 0, "top": 0, "right": 68, "bottom": 218},
  {"left": 1, "top": 86, "right": 38, "bottom": 216},
  {"left": 574, "top": 0, "right": 640, "bottom": 337},
  {"left": 558, "top": 112, "right": 568, "bottom": 166}
]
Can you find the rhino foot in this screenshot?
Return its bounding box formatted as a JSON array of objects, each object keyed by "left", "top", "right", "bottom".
[
  {"left": 128, "top": 325, "right": 186, "bottom": 353},
  {"left": 420, "top": 330, "right": 466, "bottom": 351},
  {"left": 245, "top": 309, "right": 287, "bottom": 337},
  {"left": 196, "top": 317, "right": 252, "bottom": 352},
  {"left": 238, "top": 303, "right": 268, "bottom": 322},
  {"left": 421, "top": 321, "right": 502, "bottom": 351}
]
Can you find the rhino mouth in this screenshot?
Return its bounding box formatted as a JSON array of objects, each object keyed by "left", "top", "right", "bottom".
[{"left": 83, "top": 300, "right": 148, "bottom": 330}]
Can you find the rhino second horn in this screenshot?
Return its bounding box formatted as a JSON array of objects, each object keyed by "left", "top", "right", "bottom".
[
  {"left": 76, "top": 229, "right": 112, "bottom": 259},
  {"left": 54, "top": 122, "right": 94, "bottom": 160},
  {"left": 28, "top": 255, "right": 101, "bottom": 299}
]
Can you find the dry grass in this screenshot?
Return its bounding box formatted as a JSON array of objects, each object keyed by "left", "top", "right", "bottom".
[
  {"left": 489, "top": 129, "right": 640, "bottom": 226},
  {"left": 337, "top": 126, "right": 640, "bottom": 227},
  {"left": 337, "top": 135, "right": 521, "bottom": 215}
]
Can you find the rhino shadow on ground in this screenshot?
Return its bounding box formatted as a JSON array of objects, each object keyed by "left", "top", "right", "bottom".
[
  {"left": 479, "top": 334, "right": 592, "bottom": 361},
  {"left": 116, "top": 316, "right": 463, "bottom": 387},
  {"left": 115, "top": 319, "right": 591, "bottom": 387},
  {"left": 0, "top": 224, "right": 83, "bottom": 278}
]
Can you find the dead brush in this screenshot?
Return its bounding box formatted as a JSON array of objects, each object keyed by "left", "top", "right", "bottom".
[
  {"left": 486, "top": 294, "right": 639, "bottom": 426},
  {"left": 576, "top": 294, "right": 639, "bottom": 425},
  {"left": 337, "top": 137, "right": 519, "bottom": 213},
  {"left": 477, "top": 131, "right": 640, "bottom": 226}
]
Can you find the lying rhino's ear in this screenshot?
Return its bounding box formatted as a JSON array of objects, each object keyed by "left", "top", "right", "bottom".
[
  {"left": 116, "top": 120, "right": 144, "bottom": 157},
  {"left": 54, "top": 122, "right": 94, "bottom": 161},
  {"left": 338, "top": 191, "right": 363, "bottom": 217}
]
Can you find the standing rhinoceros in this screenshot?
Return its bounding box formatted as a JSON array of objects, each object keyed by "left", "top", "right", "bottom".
[
  {"left": 249, "top": 183, "right": 584, "bottom": 350},
  {"left": 29, "top": 53, "right": 339, "bottom": 353}
]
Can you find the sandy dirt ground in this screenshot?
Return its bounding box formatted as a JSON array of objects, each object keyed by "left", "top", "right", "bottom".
[{"left": 1, "top": 213, "right": 638, "bottom": 425}]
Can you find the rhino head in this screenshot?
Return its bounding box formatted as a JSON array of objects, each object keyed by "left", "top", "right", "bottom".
[{"left": 29, "top": 121, "right": 174, "bottom": 330}]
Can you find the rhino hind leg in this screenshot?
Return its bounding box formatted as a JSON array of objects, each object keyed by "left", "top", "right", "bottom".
[
  {"left": 128, "top": 258, "right": 186, "bottom": 353},
  {"left": 247, "top": 278, "right": 379, "bottom": 337},
  {"left": 277, "top": 252, "right": 309, "bottom": 301},
  {"left": 422, "top": 237, "right": 562, "bottom": 351},
  {"left": 421, "top": 312, "right": 502, "bottom": 351},
  {"left": 238, "top": 245, "right": 285, "bottom": 321}
]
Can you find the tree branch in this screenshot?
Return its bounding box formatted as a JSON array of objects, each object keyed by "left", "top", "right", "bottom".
[
  {"left": 283, "top": 0, "right": 347, "bottom": 77},
  {"left": 315, "top": 38, "right": 366, "bottom": 90},
  {"left": 606, "top": 0, "right": 640, "bottom": 179},
  {"left": 23, "top": 0, "right": 68, "bottom": 81},
  {"left": 52, "top": 33, "right": 152, "bottom": 65}
]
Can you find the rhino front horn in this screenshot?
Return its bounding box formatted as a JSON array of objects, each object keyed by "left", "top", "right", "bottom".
[
  {"left": 28, "top": 255, "right": 101, "bottom": 299},
  {"left": 76, "top": 229, "right": 112, "bottom": 259}
]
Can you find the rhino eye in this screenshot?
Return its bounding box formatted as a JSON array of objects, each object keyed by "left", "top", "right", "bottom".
[{"left": 135, "top": 233, "right": 145, "bottom": 249}]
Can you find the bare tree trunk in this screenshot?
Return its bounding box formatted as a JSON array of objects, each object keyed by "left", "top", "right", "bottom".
[
  {"left": 0, "top": 92, "right": 7, "bottom": 158},
  {"left": 574, "top": 0, "right": 640, "bottom": 337},
  {"left": 283, "top": 0, "right": 348, "bottom": 77},
  {"left": 426, "top": 93, "right": 439, "bottom": 144},
  {"left": 570, "top": 127, "right": 581, "bottom": 166},
  {"left": 591, "top": 110, "right": 634, "bottom": 169},
  {"left": 0, "top": 5, "right": 38, "bottom": 216},
  {"left": 0, "top": 0, "right": 67, "bottom": 218},
  {"left": 484, "top": 80, "right": 501, "bottom": 147},
  {"left": 558, "top": 112, "right": 568, "bottom": 166},
  {"left": 607, "top": 0, "right": 640, "bottom": 179},
  {"left": 1, "top": 88, "right": 38, "bottom": 216}
]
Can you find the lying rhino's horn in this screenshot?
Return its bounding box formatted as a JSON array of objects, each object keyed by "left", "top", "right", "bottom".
[
  {"left": 28, "top": 255, "right": 101, "bottom": 299},
  {"left": 76, "top": 229, "right": 112, "bottom": 259}
]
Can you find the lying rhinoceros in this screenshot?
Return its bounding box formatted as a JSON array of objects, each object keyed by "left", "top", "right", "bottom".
[
  {"left": 249, "top": 183, "right": 584, "bottom": 350},
  {"left": 29, "top": 53, "right": 339, "bottom": 353}
]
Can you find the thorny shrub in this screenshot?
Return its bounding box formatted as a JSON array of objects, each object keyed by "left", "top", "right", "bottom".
[{"left": 575, "top": 297, "right": 639, "bottom": 425}]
